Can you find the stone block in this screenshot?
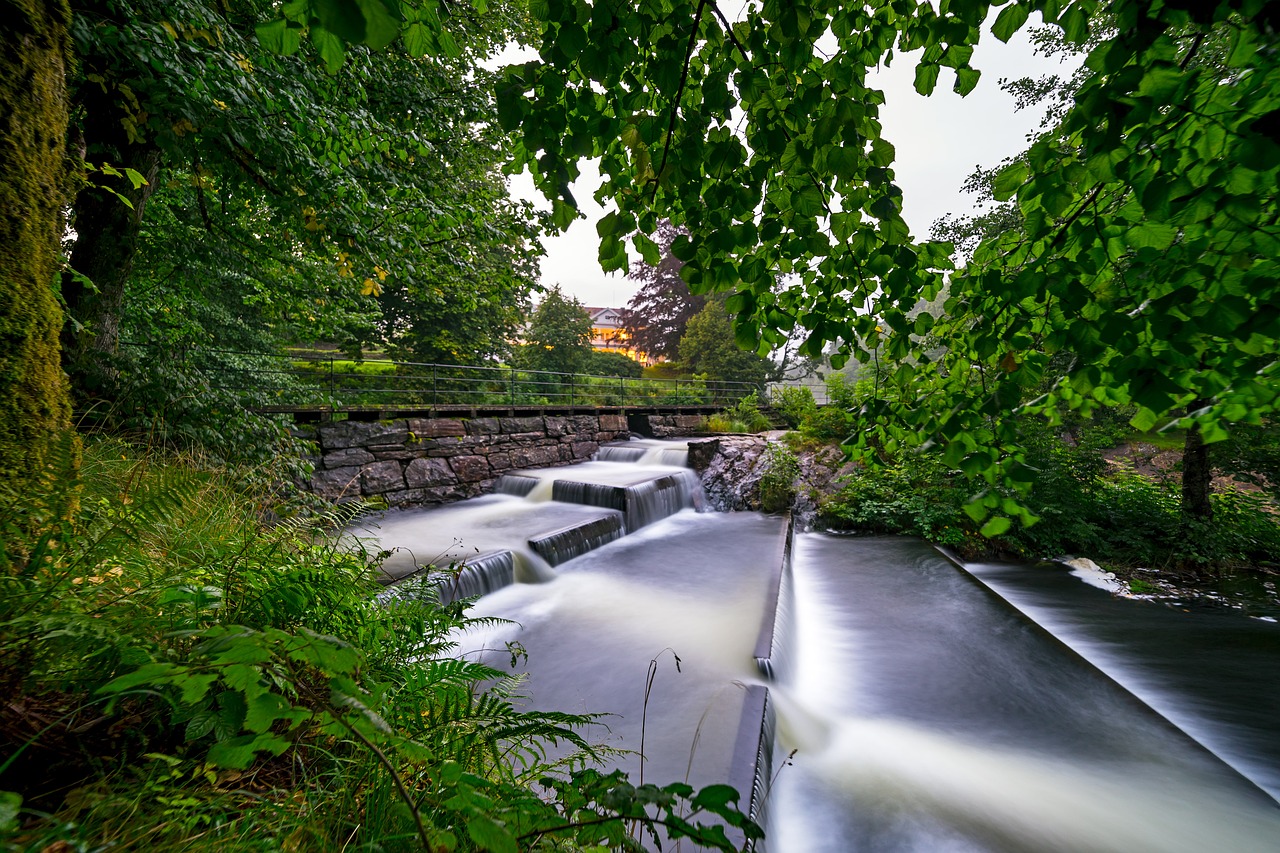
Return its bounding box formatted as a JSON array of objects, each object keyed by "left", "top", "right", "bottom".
[
  {"left": 382, "top": 488, "right": 427, "bottom": 506},
  {"left": 675, "top": 415, "right": 708, "bottom": 430},
  {"left": 544, "top": 416, "right": 571, "bottom": 437},
  {"left": 450, "top": 455, "right": 491, "bottom": 483},
  {"left": 423, "top": 484, "right": 468, "bottom": 504},
  {"left": 488, "top": 452, "right": 511, "bottom": 471},
  {"left": 361, "top": 461, "right": 406, "bottom": 494},
  {"left": 572, "top": 441, "right": 599, "bottom": 459},
  {"left": 571, "top": 415, "right": 598, "bottom": 433},
  {"left": 310, "top": 466, "right": 363, "bottom": 499},
  {"left": 323, "top": 447, "right": 375, "bottom": 468},
  {"left": 408, "top": 418, "right": 466, "bottom": 438},
  {"left": 510, "top": 445, "right": 561, "bottom": 468},
  {"left": 501, "top": 416, "right": 544, "bottom": 434},
  {"left": 405, "top": 457, "right": 457, "bottom": 488},
  {"left": 466, "top": 417, "right": 501, "bottom": 436},
  {"left": 318, "top": 419, "right": 407, "bottom": 450},
  {"left": 599, "top": 414, "right": 627, "bottom": 432}
]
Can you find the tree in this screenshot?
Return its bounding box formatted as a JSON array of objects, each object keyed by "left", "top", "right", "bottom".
[
  {"left": 492, "top": 0, "right": 1280, "bottom": 533},
  {"left": 678, "top": 301, "right": 771, "bottom": 388},
  {"left": 619, "top": 220, "right": 708, "bottom": 362},
  {"left": 0, "top": 0, "right": 76, "bottom": 495},
  {"left": 63, "top": 0, "right": 538, "bottom": 398},
  {"left": 519, "top": 286, "right": 593, "bottom": 377}
]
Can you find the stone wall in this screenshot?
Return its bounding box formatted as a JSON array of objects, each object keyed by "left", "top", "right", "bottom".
[
  {"left": 639, "top": 413, "right": 709, "bottom": 437},
  {"left": 299, "top": 413, "right": 629, "bottom": 506}
]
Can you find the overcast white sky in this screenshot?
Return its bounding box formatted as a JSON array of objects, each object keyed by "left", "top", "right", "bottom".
[{"left": 502, "top": 20, "right": 1075, "bottom": 309}]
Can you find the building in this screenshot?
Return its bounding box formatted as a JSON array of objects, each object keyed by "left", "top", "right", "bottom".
[{"left": 584, "top": 306, "right": 650, "bottom": 364}]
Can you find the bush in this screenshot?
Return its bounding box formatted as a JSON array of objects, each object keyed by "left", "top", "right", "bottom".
[
  {"left": 585, "top": 350, "right": 644, "bottom": 378},
  {"left": 800, "top": 407, "right": 855, "bottom": 443},
  {"left": 770, "top": 385, "right": 817, "bottom": 428},
  {"left": 715, "top": 392, "right": 772, "bottom": 433},
  {"left": 758, "top": 443, "right": 801, "bottom": 513}
]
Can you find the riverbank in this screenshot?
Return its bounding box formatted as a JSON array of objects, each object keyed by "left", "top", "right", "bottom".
[{"left": 691, "top": 431, "right": 1280, "bottom": 618}]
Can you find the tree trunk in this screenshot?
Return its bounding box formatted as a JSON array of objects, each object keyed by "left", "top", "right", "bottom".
[
  {"left": 61, "top": 83, "right": 162, "bottom": 404},
  {"left": 0, "top": 0, "right": 76, "bottom": 491},
  {"left": 1182, "top": 402, "right": 1213, "bottom": 521}
]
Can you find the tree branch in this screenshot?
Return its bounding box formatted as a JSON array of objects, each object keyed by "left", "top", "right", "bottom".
[{"left": 653, "top": 0, "right": 709, "bottom": 203}]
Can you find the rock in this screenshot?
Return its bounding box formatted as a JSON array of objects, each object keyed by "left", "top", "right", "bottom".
[
  {"left": 361, "top": 461, "right": 406, "bottom": 494},
  {"left": 324, "top": 447, "right": 375, "bottom": 468},
  {"left": 450, "top": 455, "right": 491, "bottom": 483},
  {"left": 693, "top": 435, "right": 769, "bottom": 511},
  {"left": 405, "top": 457, "right": 457, "bottom": 488}
]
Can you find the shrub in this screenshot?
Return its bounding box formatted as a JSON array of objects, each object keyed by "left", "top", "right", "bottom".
[
  {"left": 801, "top": 407, "right": 855, "bottom": 443},
  {"left": 770, "top": 385, "right": 817, "bottom": 428},
  {"left": 758, "top": 443, "right": 801, "bottom": 513}
]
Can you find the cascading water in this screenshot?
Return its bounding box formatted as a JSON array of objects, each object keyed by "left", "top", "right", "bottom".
[{"left": 356, "top": 439, "right": 1280, "bottom": 851}]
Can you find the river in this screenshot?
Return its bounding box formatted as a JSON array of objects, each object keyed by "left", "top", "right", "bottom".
[{"left": 355, "top": 438, "right": 1280, "bottom": 851}]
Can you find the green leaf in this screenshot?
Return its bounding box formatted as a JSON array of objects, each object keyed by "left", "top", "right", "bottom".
[
  {"left": 1129, "top": 407, "right": 1160, "bottom": 432},
  {"left": 466, "top": 816, "right": 517, "bottom": 853},
  {"left": 404, "top": 21, "right": 432, "bottom": 57},
  {"left": 551, "top": 198, "right": 577, "bottom": 230},
  {"left": 311, "top": 26, "right": 347, "bottom": 73},
  {"left": 356, "top": 0, "right": 402, "bottom": 50},
  {"left": 691, "top": 784, "right": 740, "bottom": 811},
  {"left": 992, "top": 162, "right": 1028, "bottom": 201},
  {"left": 314, "top": 0, "right": 368, "bottom": 43},
  {"left": 953, "top": 66, "right": 981, "bottom": 96},
  {"left": 991, "top": 4, "right": 1029, "bottom": 43},
  {"left": 914, "top": 62, "right": 940, "bottom": 96},
  {"left": 255, "top": 19, "right": 303, "bottom": 55},
  {"left": 980, "top": 516, "right": 1012, "bottom": 537},
  {"left": 0, "top": 792, "right": 22, "bottom": 834}
]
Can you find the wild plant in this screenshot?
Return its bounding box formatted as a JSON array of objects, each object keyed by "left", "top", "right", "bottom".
[{"left": 1, "top": 437, "right": 760, "bottom": 851}]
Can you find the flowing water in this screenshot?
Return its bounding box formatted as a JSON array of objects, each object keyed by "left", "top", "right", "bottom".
[{"left": 359, "top": 439, "right": 1280, "bottom": 851}]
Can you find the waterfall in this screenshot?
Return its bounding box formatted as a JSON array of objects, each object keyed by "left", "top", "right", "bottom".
[
  {"left": 494, "top": 473, "right": 540, "bottom": 497},
  {"left": 529, "top": 514, "right": 626, "bottom": 566}
]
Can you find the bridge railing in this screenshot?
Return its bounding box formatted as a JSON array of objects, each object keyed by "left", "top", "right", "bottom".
[{"left": 126, "top": 345, "right": 768, "bottom": 410}]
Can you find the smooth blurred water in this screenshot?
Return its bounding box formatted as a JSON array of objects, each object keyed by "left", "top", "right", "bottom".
[{"left": 358, "top": 443, "right": 1280, "bottom": 851}]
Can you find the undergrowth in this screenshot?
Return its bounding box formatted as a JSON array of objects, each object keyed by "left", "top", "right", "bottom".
[
  {"left": 818, "top": 417, "right": 1280, "bottom": 574},
  {"left": 0, "top": 438, "right": 759, "bottom": 851}
]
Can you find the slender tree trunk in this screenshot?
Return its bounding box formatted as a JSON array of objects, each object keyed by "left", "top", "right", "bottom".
[
  {"left": 1182, "top": 401, "right": 1213, "bottom": 521},
  {"left": 61, "top": 83, "right": 162, "bottom": 404},
  {"left": 0, "top": 0, "right": 76, "bottom": 490}
]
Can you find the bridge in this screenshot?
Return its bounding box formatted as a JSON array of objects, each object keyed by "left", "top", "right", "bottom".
[{"left": 137, "top": 345, "right": 785, "bottom": 423}]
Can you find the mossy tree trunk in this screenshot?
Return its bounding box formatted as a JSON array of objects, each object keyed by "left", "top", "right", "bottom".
[{"left": 0, "top": 0, "right": 76, "bottom": 491}]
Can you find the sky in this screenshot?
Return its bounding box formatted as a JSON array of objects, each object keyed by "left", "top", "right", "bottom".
[{"left": 501, "top": 21, "right": 1076, "bottom": 310}]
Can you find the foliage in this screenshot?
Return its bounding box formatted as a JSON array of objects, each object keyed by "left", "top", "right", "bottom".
[
  {"left": 769, "top": 385, "right": 817, "bottom": 429},
  {"left": 820, "top": 414, "right": 1280, "bottom": 570},
  {"left": 758, "top": 442, "right": 800, "bottom": 513},
  {"left": 0, "top": 439, "right": 759, "bottom": 850},
  {"left": 800, "top": 407, "right": 855, "bottom": 445},
  {"left": 679, "top": 302, "right": 772, "bottom": 388},
  {"left": 484, "top": 0, "right": 1280, "bottom": 536},
  {"left": 710, "top": 392, "right": 773, "bottom": 435},
  {"left": 63, "top": 0, "right": 540, "bottom": 402},
  {"left": 518, "top": 287, "right": 594, "bottom": 378},
  {"left": 586, "top": 349, "right": 645, "bottom": 378},
  {"left": 619, "top": 220, "right": 709, "bottom": 362}
]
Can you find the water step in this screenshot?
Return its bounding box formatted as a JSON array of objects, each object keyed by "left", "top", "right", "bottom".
[
  {"left": 529, "top": 514, "right": 626, "bottom": 566},
  {"left": 551, "top": 472, "right": 695, "bottom": 530}
]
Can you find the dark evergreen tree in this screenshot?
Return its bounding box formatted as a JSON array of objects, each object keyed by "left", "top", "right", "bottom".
[{"left": 618, "top": 221, "right": 707, "bottom": 362}]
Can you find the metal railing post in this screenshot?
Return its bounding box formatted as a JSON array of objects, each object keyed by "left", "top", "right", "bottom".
[
  {"left": 509, "top": 367, "right": 516, "bottom": 406},
  {"left": 433, "top": 365, "right": 438, "bottom": 405},
  {"left": 328, "top": 356, "right": 335, "bottom": 399},
  {"left": 569, "top": 373, "right": 575, "bottom": 407}
]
